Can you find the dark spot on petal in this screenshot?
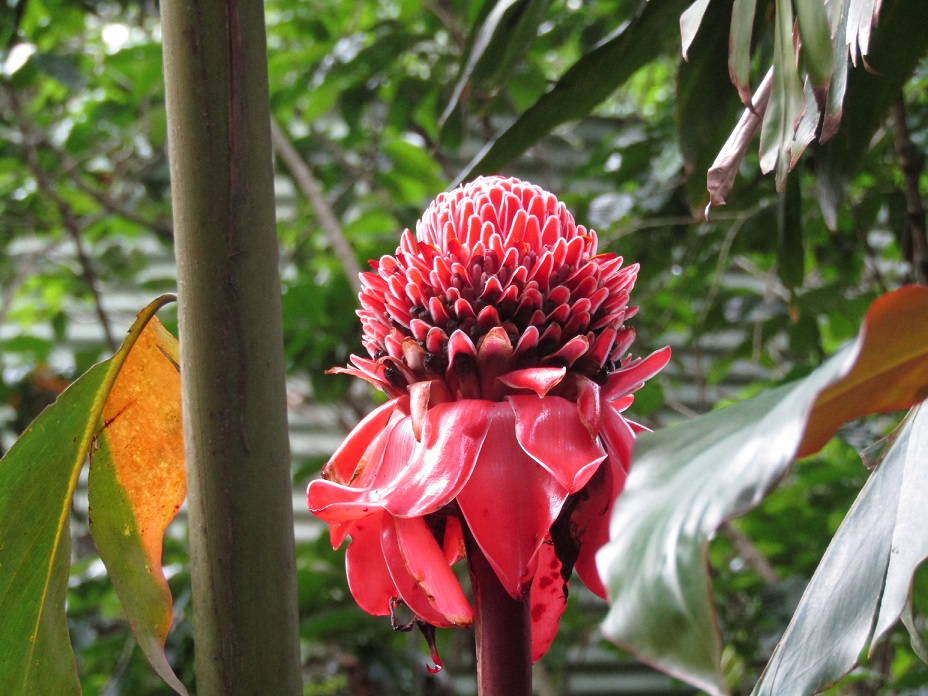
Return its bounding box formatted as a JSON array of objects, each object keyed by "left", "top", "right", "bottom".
[{"left": 531, "top": 603, "right": 546, "bottom": 621}]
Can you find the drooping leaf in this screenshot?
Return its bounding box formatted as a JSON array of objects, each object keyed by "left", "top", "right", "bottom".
[
  {"left": 452, "top": 0, "right": 690, "bottom": 185},
  {"left": 871, "top": 407, "right": 928, "bottom": 651},
  {"left": 597, "top": 285, "right": 928, "bottom": 696},
  {"left": 728, "top": 0, "right": 757, "bottom": 107},
  {"left": 816, "top": 0, "right": 928, "bottom": 229},
  {"left": 0, "top": 364, "right": 107, "bottom": 696},
  {"left": 707, "top": 68, "right": 772, "bottom": 209},
  {"left": 758, "top": 0, "right": 806, "bottom": 189},
  {"left": 89, "top": 317, "right": 187, "bottom": 696},
  {"left": 679, "top": 0, "right": 712, "bottom": 59},
  {"left": 776, "top": 164, "right": 803, "bottom": 289},
  {"left": 846, "top": 0, "right": 880, "bottom": 66},
  {"left": 677, "top": 0, "right": 742, "bottom": 213},
  {"left": 440, "top": 0, "right": 552, "bottom": 129},
  {"left": 752, "top": 403, "right": 928, "bottom": 696},
  {"left": 0, "top": 296, "right": 183, "bottom": 695},
  {"left": 820, "top": 0, "right": 851, "bottom": 142},
  {"left": 794, "top": 0, "right": 835, "bottom": 97}
]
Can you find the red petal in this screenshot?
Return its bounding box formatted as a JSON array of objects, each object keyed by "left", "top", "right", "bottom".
[
  {"left": 529, "top": 537, "right": 568, "bottom": 662},
  {"left": 381, "top": 515, "right": 474, "bottom": 627},
  {"left": 457, "top": 403, "right": 569, "bottom": 598},
  {"left": 307, "top": 415, "right": 414, "bottom": 523},
  {"left": 442, "top": 515, "right": 466, "bottom": 565},
  {"left": 497, "top": 366, "right": 566, "bottom": 396},
  {"left": 380, "top": 401, "right": 492, "bottom": 518},
  {"left": 322, "top": 397, "right": 403, "bottom": 484},
  {"left": 345, "top": 513, "right": 396, "bottom": 616},
  {"left": 600, "top": 402, "right": 636, "bottom": 477},
  {"left": 575, "top": 375, "right": 602, "bottom": 438},
  {"left": 602, "top": 346, "right": 671, "bottom": 402},
  {"left": 568, "top": 459, "right": 618, "bottom": 600},
  {"left": 476, "top": 326, "right": 514, "bottom": 400},
  {"left": 508, "top": 395, "right": 607, "bottom": 493}
]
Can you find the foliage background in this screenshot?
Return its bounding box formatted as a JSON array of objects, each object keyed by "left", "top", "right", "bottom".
[{"left": 0, "top": 0, "right": 925, "bottom": 693}]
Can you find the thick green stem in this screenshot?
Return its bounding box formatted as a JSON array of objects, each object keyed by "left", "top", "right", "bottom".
[
  {"left": 466, "top": 533, "right": 532, "bottom": 696},
  {"left": 160, "top": 1, "right": 301, "bottom": 694}
]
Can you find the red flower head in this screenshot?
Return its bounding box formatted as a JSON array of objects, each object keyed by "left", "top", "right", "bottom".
[{"left": 308, "top": 175, "right": 669, "bottom": 664}]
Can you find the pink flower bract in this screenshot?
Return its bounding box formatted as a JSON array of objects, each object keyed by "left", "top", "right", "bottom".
[{"left": 308, "top": 175, "right": 670, "bottom": 661}]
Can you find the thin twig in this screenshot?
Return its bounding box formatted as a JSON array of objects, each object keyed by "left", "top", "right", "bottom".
[
  {"left": 7, "top": 88, "right": 119, "bottom": 352},
  {"left": 270, "top": 118, "right": 363, "bottom": 295},
  {"left": 721, "top": 521, "right": 781, "bottom": 584},
  {"left": 891, "top": 94, "right": 928, "bottom": 285},
  {"left": 54, "top": 148, "right": 174, "bottom": 241}
]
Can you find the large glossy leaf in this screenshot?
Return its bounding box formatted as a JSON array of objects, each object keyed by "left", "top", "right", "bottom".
[
  {"left": 0, "top": 296, "right": 184, "bottom": 695},
  {"left": 597, "top": 285, "right": 928, "bottom": 696},
  {"left": 452, "top": 0, "right": 689, "bottom": 185},
  {"left": 89, "top": 318, "right": 187, "bottom": 695},
  {"left": 752, "top": 403, "right": 928, "bottom": 696}
]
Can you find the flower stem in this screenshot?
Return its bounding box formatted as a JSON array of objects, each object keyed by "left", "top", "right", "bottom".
[{"left": 466, "top": 532, "right": 532, "bottom": 696}]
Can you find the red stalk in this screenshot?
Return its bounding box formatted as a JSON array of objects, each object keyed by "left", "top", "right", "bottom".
[{"left": 466, "top": 531, "right": 532, "bottom": 696}]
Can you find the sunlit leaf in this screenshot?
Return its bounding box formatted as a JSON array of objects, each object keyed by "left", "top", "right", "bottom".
[
  {"left": 452, "top": 0, "right": 689, "bottom": 185},
  {"left": 679, "top": 0, "right": 712, "bottom": 60},
  {"left": 753, "top": 402, "right": 928, "bottom": 695},
  {"left": 597, "top": 286, "right": 928, "bottom": 696},
  {"left": 0, "top": 296, "right": 181, "bottom": 695},
  {"left": 89, "top": 317, "right": 187, "bottom": 696}
]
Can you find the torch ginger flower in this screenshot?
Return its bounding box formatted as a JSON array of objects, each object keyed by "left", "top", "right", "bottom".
[{"left": 308, "top": 176, "right": 670, "bottom": 664}]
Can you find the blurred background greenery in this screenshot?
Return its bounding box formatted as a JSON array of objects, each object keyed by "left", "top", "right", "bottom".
[{"left": 0, "top": 0, "right": 925, "bottom": 693}]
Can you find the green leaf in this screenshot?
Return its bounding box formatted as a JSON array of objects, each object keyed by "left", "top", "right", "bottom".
[
  {"left": 440, "top": 0, "right": 551, "bottom": 128},
  {"left": 752, "top": 403, "right": 928, "bottom": 695},
  {"left": 776, "top": 157, "right": 803, "bottom": 289},
  {"left": 758, "top": 0, "right": 805, "bottom": 189},
  {"left": 794, "top": 0, "right": 835, "bottom": 95},
  {"left": 0, "top": 363, "right": 107, "bottom": 696},
  {"left": 728, "top": 0, "right": 757, "bottom": 107},
  {"left": 0, "top": 296, "right": 182, "bottom": 695},
  {"left": 597, "top": 286, "right": 928, "bottom": 696},
  {"left": 452, "top": 0, "right": 690, "bottom": 185}
]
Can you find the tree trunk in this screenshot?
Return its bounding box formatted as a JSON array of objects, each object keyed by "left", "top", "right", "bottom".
[{"left": 160, "top": 1, "right": 302, "bottom": 693}]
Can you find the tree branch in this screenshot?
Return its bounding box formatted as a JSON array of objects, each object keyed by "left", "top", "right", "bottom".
[
  {"left": 269, "top": 118, "right": 363, "bottom": 295},
  {"left": 891, "top": 94, "right": 928, "bottom": 285},
  {"left": 7, "top": 87, "right": 119, "bottom": 352}
]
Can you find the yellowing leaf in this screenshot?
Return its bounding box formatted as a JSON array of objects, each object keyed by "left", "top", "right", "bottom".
[{"left": 89, "top": 316, "right": 187, "bottom": 696}]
